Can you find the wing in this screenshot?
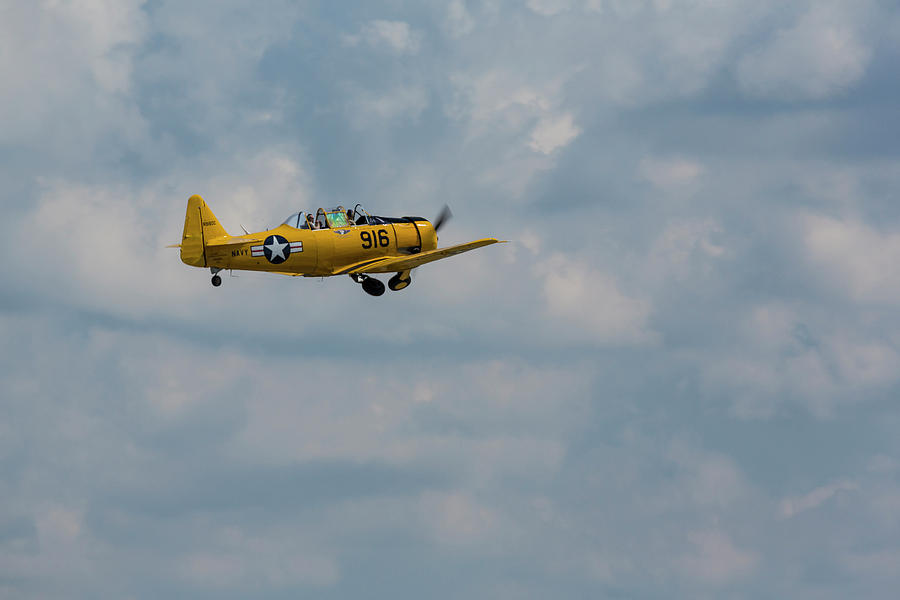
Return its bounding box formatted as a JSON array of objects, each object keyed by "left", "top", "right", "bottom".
[{"left": 335, "top": 238, "right": 504, "bottom": 275}]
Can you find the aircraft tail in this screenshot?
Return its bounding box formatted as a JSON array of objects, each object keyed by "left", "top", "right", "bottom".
[{"left": 180, "top": 195, "right": 229, "bottom": 267}]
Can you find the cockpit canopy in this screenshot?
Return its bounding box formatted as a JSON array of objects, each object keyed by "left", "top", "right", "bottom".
[
  {"left": 281, "top": 205, "right": 364, "bottom": 229},
  {"left": 323, "top": 208, "right": 350, "bottom": 228},
  {"left": 281, "top": 211, "right": 309, "bottom": 229}
]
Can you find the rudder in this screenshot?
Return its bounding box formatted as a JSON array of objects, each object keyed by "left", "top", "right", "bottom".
[{"left": 181, "top": 195, "right": 229, "bottom": 267}]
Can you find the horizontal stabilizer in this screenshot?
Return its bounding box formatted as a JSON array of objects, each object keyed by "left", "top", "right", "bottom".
[{"left": 205, "top": 236, "right": 264, "bottom": 247}]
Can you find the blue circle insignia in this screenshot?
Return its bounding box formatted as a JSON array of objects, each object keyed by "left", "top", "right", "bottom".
[{"left": 263, "top": 235, "right": 291, "bottom": 264}]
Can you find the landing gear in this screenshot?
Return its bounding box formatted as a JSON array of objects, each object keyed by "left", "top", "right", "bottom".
[
  {"left": 362, "top": 277, "right": 385, "bottom": 297},
  {"left": 388, "top": 272, "right": 411, "bottom": 291},
  {"left": 349, "top": 273, "right": 385, "bottom": 296},
  {"left": 210, "top": 267, "right": 223, "bottom": 287}
]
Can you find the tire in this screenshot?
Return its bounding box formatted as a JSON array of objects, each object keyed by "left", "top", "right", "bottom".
[
  {"left": 388, "top": 273, "right": 411, "bottom": 291},
  {"left": 211, "top": 275, "right": 222, "bottom": 287},
  {"left": 362, "top": 277, "right": 385, "bottom": 296}
]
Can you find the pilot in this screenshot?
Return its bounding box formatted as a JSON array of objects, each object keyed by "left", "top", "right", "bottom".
[
  {"left": 306, "top": 214, "right": 316, "bottom": 229},
  {"left": 346, "top": 208, "right": 355, "bottom": 224}
]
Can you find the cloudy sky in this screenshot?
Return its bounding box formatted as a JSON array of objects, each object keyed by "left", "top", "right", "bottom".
[{"left": 2, "top": 0, "right": 900, "bottom": 597}]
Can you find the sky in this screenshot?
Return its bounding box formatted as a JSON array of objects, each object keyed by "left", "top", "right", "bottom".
[{"left": 2, "top": 0, "right": 900, "bottom": 598}]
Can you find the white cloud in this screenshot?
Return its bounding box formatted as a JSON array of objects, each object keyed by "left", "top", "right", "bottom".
[
  {"left": 350, "top": 86, "right": 430, "bottom": 123},
  {"left": 696, "top": 301, "right": 900, "bottom": 419},
  {"left": 445, "top": 0, "right": 475, "bottom": 38},
  {"left": 591, "top": 52, "right": 646, "bottom": 105},
  {"left": 123, "top": 342, "right": 252, "bottom": 417},
  {"left": 419, "top": 492, "right": 500, "bottom": 546},
  {"left": 577, "top": 1, "right": 776, "bottom": 103},
  {"left": 831, "top": 338, "right": 900, "bottom": 388},
  {"left": 0, "top": 504, "right": 93, "bottom": 586},
  {"left": 529, "top": 113, "right": 581, "bottom": 154},
  {"left": 345, "top": 20, "right": 422, "bottom": 54},
  {"left": 36, "top": 506, "right": 83, "bottom": 544},
  {"left": 134, "top": 1, "right": 302, "bottom": 147},
  {"left": 695, "top": 304, "right": 824, "bottom": 418},
  {"left": 868, "top": 455, "right": 900, "bottom": 474},
  {"left": 666, "top": 442, "right": 749, "bottom": 508},
  {"left": 646, "top": 218, "right": 726, "bottom": 283},
  {"left": 869, "top": 487, "right": 900, "bottom": 527},
  {"left": 450, "top": 70, "right": 556, "bottom": 127},
  {"left": 474, "top": 153, "right": 556, "bottom": 198},
  {"left": 528, "top": 0, "right": 571, "bottom": 17},
  {"left": 843, "top": 549, "right": 900, "bottom": 578},
  {"left": 736, "top": 2, "right": 873, "bottom": 100},
  {"left": 803, "top": 213, "right": 900, "bottom": 304},
  {"left": 178, "top": 529, "right": 338, "bottom": 588},
  {"left": 447, "top": 68, "right": 584, "bottom": 194},
  {"left": 583, "top": 0, "right": 603, "bottom": 13},
  {"left": 521, "top": 229, "right": 544, "bottom": 253},
  {"left": 232, "top": 357, "right": 582, "bottom": 482},
  {"left": 780, "top": 480, "right": 859, "bottom": 518},
  {"left": 639, "top": 157, "right": 705, "bottom": 189},
  {"left": 535, "top": 255, "right": 656, "bottom": 345},
  {"left": 12, "top": 148, "right": 312, "bottom": 319},
  {"left": 677, "top": 530, "right": 758, "bottom": 584},
  {"left": 0, "top": 0, "right": 148, "bottom": 152}
]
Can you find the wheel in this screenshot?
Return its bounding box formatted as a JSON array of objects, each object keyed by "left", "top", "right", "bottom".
[
  {"left": 388, "top": 273, "right": 411, "bottom": 291},
  {"left": 361, "top": 277, "right": 385, "bottom": 296},
  {"left": 211, "top": 275, "right": 222, "bottom": 287}
]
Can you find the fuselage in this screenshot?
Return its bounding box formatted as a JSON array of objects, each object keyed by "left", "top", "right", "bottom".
[{"left": 201, "top": 217, "right": 438, "bottom": 277}]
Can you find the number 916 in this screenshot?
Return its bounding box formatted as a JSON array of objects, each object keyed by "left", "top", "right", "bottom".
[{"left": 361, "top": 229, "right": 390, "bottom": 249}]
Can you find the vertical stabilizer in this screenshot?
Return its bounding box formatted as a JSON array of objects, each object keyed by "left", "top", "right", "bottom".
[{"left": 181, "top": 195, "right": 229, "bottom": 267}]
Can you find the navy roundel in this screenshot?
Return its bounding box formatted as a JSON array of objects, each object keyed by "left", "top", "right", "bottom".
[{"left": 263, "top": 235, "right": 291, "bottom": 264}]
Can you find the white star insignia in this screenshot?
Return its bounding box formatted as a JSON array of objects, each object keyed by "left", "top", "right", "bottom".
[{"left": 266, "top": 237, "right": 288, "bottom": 261}]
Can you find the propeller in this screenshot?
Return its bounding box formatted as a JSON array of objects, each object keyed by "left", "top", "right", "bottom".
[{"left": 433, "top": 204, "right": 453, "bottom": 232}]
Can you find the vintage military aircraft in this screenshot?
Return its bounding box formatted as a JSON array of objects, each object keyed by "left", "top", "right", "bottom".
[{"left": 172, "top": 195, "right": 503, "bottom": 296}]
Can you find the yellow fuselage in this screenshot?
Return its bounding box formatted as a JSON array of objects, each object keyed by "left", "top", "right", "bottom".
[{"left": 202, "top": 220, "right": 438, "bottom": 277}]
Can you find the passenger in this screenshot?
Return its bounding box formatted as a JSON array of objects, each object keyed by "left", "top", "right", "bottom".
[{"left": 306, "top": 214, "right": 316, "bottom": 229}]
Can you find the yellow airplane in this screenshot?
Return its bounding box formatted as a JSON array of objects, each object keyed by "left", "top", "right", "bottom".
[{"left": 174, "top": 195, "right": 503, "bottom": 296}]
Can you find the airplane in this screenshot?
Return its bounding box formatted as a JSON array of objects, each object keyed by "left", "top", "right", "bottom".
[{"left": 172, "top": 195, "right": 503, "bottom": 296}]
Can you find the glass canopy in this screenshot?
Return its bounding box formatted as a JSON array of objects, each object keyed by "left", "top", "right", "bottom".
[
  {"left": 281, "top": 211, "right": 310, "bottom": 229},
  {"left": 282, "top": 206, "right": 363, "bottom": 229}
]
